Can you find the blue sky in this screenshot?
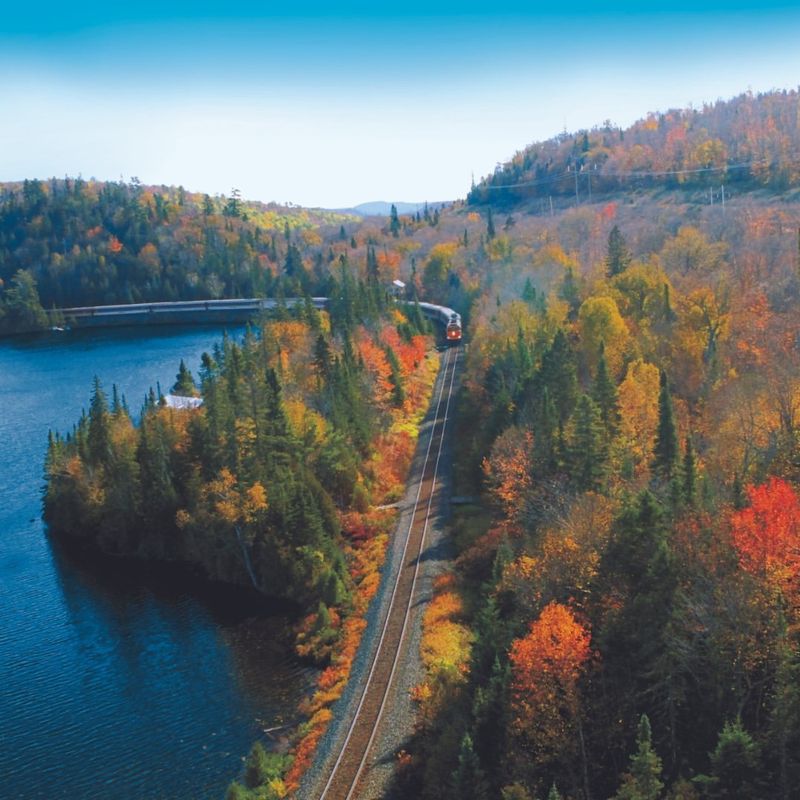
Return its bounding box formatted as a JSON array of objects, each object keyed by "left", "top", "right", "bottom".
[{"left": 2, "top": 3, "right": 800, "bottom": 207}]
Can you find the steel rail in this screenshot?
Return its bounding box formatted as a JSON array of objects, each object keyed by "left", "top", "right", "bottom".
[{"left": 317, "top": 345, "right": 459, "bottom": 800}]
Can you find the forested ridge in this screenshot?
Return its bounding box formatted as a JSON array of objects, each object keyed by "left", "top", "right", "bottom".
[
  {"left": 469, "top": 89, "right": 800, "bottom": 209},
  {"left": 0, "top": 177, "right": 354, "bottom": 332}
]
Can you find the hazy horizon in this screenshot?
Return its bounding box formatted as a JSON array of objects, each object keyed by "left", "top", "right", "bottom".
[{"left": 3, "top": 2, "right": 800, "bottom": 207}]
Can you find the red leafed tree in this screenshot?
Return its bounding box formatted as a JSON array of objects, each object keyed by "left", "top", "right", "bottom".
[
  {"left": 729, "top": 478, "right": 800, "bottom": 589},
  {"left": 509, "top": 602, "right": 591, "bottom": 773}
]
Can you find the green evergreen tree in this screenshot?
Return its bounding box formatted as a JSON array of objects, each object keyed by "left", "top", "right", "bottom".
[
  {"left": 451, "top": 733, "right": 490, "bottom": 800},
  {"left": 606, "top": 224, "right": 632, "bottom": 277},
  {"left": 244, "top": 740, "right": 271, "bottom": 788},
  {"left": 487, "top": 207, "right": 496, "bottom": 240},
  {"left": 696, "top": 719, "right": 761, "bottom": 799},
  {"left": 559, "top": 266, "right": 581, "bottom": 318},
  {"left": 613, "top": 714, "right": 664, "bottom": 800},
  {"left": 87, "top": 376, "right": 112, "bottom": 466},
  {"left": 390, "top": 203, "right": 400, "bottom": 237},
  {"left": 571, "top": 394, "right": 608, "bottom": 491},
  {"left": 537, "top": 329, "right": 578, "bottom": 426},
  {"left": 522, "top": 277, "right": 537, "bottom": 305},
  {"left": 172, "top": 359, "right": 198, "bottom": 396},
  {"left": 592, "top": 341, "right": 621, "bottom": 439},
  {"left": 548, "top": 784, "right": 564, "bottom": 800},
  {"left": 682, "top": 435, "right": 697, "bottom": 506},
  {"left": 652, "top": 370, "right": 679, "bottom": 481}
]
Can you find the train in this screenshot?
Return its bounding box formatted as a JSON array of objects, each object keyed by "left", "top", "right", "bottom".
[
  {"left": 416, "top": 302, "right": 462, "bottom": 344},
  {"left": 57, "top": 296, "right": 463, "bottom": 343}
]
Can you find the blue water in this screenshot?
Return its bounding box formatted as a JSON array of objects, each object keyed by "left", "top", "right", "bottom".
[{"left": 0, "top": 326, "right": 314, "bottom": 799}]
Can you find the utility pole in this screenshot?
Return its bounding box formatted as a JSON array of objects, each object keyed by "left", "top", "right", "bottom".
[{"left": 570, "top": 165, "right": 579, "bottom": 206}]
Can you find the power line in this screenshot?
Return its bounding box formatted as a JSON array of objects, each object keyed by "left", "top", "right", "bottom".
[{"left": 482, "top": 155, "right": 800, "bottom": 192}]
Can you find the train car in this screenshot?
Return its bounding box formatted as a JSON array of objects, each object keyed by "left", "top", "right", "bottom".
[
  {"left": 446, "top": 316, "right": 462, "bottom": 344},
  {"left": 416, "top": 302, "right": 462, "bottom": 345}
]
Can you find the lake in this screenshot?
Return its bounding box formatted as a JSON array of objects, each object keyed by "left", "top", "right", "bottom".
[{"left": 0, "top": 326, "right": 314, "bottom": 799}]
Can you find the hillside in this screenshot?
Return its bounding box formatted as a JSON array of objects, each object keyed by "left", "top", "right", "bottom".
[
  {"left": 0, "top": 179, "right": 356, "bottom": 332},
  {"left": 469, "top": 89, "right": 800, "bottom": 210}
]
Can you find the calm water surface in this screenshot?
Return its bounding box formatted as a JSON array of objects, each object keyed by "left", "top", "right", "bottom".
[{"left": 0, "top": 326, "right": 315, "bottom": 799}]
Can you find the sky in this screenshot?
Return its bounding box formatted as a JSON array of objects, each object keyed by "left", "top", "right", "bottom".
[{"left": 2, "top": 2, "right": 800, "bottom": 208}]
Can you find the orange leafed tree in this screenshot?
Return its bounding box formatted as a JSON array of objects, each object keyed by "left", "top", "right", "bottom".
[
  {"left": 729, "top": 478, "right": 800, "bottom": 590},
  {"left": 509, "top": 602, "right": 591, "bottom": 766},
  {"left": 482, "top": 426, "right": 533, "bottom": 522}
]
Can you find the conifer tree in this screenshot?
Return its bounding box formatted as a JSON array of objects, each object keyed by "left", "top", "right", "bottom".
[
  {"left": 548, "top": 784, "right": 564, "bottom": 800},
  {"left": 532, "top": 386, "right": 558, "bottom": 475},
  {"left": 682, "top": 435, "right": 697, "bottom": 506},
  {"left": 87, "top": 376, "right": 112, "bottom": 466},
  {"left": 390, "top": 204, "right": 400, "bottom": 237},
  {"left": 244, "top": 741, "right": 271, "bottom": 789},
  {"left": 559, "top": 266, "right": 581, "bottom": 317},
  {"left": 606, "top": 224, "right": 632, "bottom": 277},
  {"left": 537, "top": 329, "right": 578, "bottom": 426},
  {"left": 592, "top": 341, "right": 621, "bottom": 439},
  {"left": 571, "top": 393, "right": 608, "bottom": 491},
  {"left": 613, "top": 714, "right": 664, "bottom": 800},
  {"left": 697, "top": 719, "right": 761, "bottom": 799},
  {"left": 172, "top": 359, "right": 198, "bottom": 396},
  {"left": 652, "top": 370, "right": 679, "bottom": 481},
  {"left": 451, "top": 733, "right": 490, "bottom": 800},
  {"left": 522, "top": 277, "right": 536, "bottom": 305},
  {"left": 487, "top": 207, "right": 496, "bottom": 240}
]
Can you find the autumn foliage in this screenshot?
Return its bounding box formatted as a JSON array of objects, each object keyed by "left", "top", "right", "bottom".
[
  {"left": 729, "top": 478, "right": 800, "bottom": 590},
  {"left": 509, "top": 602, "right": 591, "bottom": 765}
]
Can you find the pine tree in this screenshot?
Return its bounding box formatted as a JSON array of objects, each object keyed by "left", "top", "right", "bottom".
[
  {"left": 696, "top": 719, "right": 761, "bottom": 799},
  {"left": 451, "top": 733, "right": 490, "bottom": 800},
  {"left": 559, "top": 266, "right": 581, "bottom": 317},
  {"left": 87, "top": 376, "right": 112, "bottom": 466},
  {"left": 571, "top": 394, "right": 608, "bottom": 491},
  {"left": 537, "top": 329, "right": 578, "bottom": 426},
  {"left": 244, "top": 741, "right": 271, "bottom": 788},
  {"left": 487, "top": 207, "right": 496, "bottom": 240},
  {"left": 652, "top": 370, "right": 679, "bottom": 481},
  {"left": 613, "top": 714, "right": 664, "bottom": 800},
  {"left": 548, "top": 784, "right": 564, "bottom": 800},
  {"left": 592, "top": 341, "right": 621, "bottom": 439},
  {"left": 682, "top": 435, "right": 697, "bottom": 506},
  {"left": 522, "top": 277, "right": 537, "bottom": 305},
  {"left": 606, "top": 224, "right": 632, "bottom": 277},
  {"left": 172, "top": 359, "right": 198, "bottom": 397},
  {"left": 390, "top": 203, "right": 400, "bottom": 237}
]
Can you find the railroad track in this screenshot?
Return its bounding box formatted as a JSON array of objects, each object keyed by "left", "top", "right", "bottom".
[{"left": 317, "top": 345, "right": 460, "bottom": 800}]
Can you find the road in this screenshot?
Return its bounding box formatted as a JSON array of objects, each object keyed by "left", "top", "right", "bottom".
[{"left": 301, "top": 345, "right": 459, "bottom": 800}]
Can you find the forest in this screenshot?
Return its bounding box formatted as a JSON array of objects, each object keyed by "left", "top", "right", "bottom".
[
  {"left": 468, "top": 89, "right": 800, "bottom": 209},
  {"left": 33, "top": 89, "right": 800, "bottom": 798}
]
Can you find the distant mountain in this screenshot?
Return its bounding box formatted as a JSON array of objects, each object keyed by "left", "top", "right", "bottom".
[{"left": 343, "top": 201, "right": 451, "bottom": 217}]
